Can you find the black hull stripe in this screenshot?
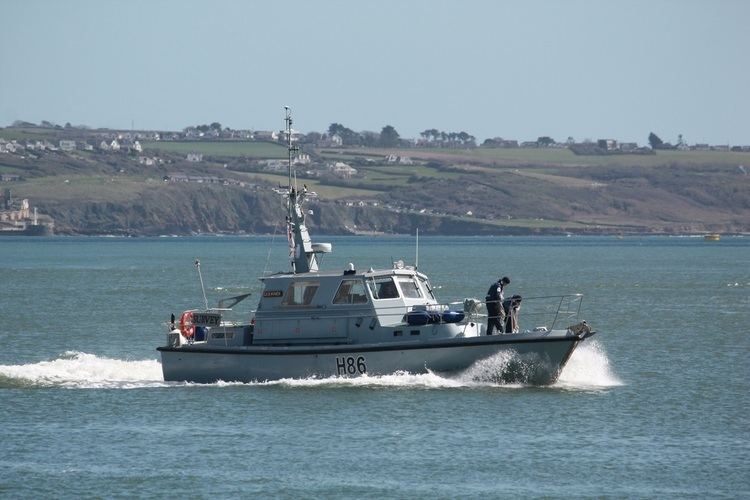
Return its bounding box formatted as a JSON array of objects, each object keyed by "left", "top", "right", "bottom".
[{"left": 157, "top": 332, "right": 596, "bottom": 356}]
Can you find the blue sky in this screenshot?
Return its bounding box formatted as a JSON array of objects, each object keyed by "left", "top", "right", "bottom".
[{"left": 1, "top": 0, "right": 748, "bottom": 145}]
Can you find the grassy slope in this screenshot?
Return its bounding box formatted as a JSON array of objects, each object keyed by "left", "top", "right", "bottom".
[
  {"left": 233, "top": 172, "right": 384, "bottom": 199},
  {"left": 333, "top": 146, "right": 750, "bottom": 168},
  {"left": 12, "top": 175, "right": 162, "bottom": 203},
  {"left": 141, "top": 140, "right": 287, "bottom": 158},
  {"left": 0, "top": 128, "right": 60, "bottom": 141}
]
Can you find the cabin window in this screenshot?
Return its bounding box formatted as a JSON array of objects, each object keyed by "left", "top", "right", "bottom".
[
  {"left": 333, "top": 279, "right": 368, "bottom": 304},
  {"left": 367, "top": 277, "right": 400, "bottom": 300},
  {"left": 397, "top": 277, "right": 422, "bottom": 299},
  {"left": 282, "top": 281, "right": 320, "bottom": 306}
]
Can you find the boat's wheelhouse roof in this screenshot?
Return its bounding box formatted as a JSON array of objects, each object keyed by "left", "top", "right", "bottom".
[{"left": 257, "top": 266, "right": 436, "bottom": 310}]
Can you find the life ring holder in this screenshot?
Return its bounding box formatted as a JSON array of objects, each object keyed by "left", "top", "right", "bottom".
[{"left": 179, "top": 311, "right": 196, "bottom": 339}]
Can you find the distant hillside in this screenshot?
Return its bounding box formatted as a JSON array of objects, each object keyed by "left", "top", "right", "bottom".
[{"left": 1, "top": 131, "right": 749, "bottom": 235}]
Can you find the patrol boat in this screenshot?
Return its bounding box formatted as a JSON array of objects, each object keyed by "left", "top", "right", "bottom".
[{"left": 157, "top": 108, "right": 597, "bottom": 384}]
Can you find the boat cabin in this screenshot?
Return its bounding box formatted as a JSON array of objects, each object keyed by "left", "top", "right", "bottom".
[{"left": 252, "top": 263, "right": 473, "bottom": 346}]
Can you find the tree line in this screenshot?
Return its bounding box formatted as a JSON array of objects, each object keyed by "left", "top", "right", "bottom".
[
  {"left": 419, "top": 129, "right": 477, "bottom": 148},
  {"left": 325, "top": 123, "right": 402, "bottom": 148},
  {"left": 184, "top": 122, "right": 224, "bottom": 133}
]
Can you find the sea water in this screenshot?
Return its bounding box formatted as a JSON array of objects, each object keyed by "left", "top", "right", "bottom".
[{"left": 0, "top": 236, "right": 748, "bottom": 498}]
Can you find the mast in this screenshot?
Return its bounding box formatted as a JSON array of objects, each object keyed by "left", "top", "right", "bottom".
[
  {"left": 285, "top": 106, "right": 296, "bottom": 198},
  {"left": 284, "top": 107, "right": 319, "bottom": 274}
]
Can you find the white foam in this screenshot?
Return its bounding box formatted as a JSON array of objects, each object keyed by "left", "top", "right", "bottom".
[
  {"left": 555, "top": 340, "right": 623, "bottom": 389},
  {"left": 212, "top": 285, "right": 252, "bottom": 292},
  {"left": 0, "top": 351, "right": 168, "bottom": 389},
  {"left": 451, "top": 350, "right": 525, "bottom": 388},
  {"left": 255, "top": 371, "right": 472, "bottom": 389}
]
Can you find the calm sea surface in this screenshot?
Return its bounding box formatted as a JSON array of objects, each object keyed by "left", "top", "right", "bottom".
[{"left": 1, "top": 235, "right": 748, "bottom": 498}]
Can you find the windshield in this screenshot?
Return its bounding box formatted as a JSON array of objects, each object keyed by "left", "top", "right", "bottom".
[
  {"left": 333, "top": 279, "right": 368, "bottom": 304},
  {"left": 397, "top": 277, "right": 422, "bottom": 299},
  {"left": 282, "top": 281, "right": 320, "bottom": 306},
  {"left": 367, "top": 277, "right": 400, "bottom": 300}
]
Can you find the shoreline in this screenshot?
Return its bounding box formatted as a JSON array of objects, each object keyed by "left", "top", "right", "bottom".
[{"left": 5, "top": 231, "right": 747, "bottom": 239}]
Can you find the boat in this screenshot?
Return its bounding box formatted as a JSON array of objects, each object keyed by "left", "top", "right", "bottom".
[
  {"left": 157, "top": 108, "right": 597, "bottom": 384},
  {"left": 704, "top": 233, "right": 721, "bottom": 241},
  {"left": 0, "top": 191, "right": 54, "bottom": 236}
]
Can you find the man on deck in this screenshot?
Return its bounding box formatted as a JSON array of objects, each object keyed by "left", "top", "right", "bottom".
[{"left": 485, "top": 276, "right": 510, "bottom": 335}]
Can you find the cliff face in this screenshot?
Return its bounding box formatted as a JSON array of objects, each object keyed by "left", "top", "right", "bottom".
[
  {"left": 37, "top": 184, "right": 553, "bottom": 236},
  {"left": 41, "top": 185, "right": 279, "bottom": 235},
  {"left": 36, "top": 176, "right": 749, "bottom": 236}
]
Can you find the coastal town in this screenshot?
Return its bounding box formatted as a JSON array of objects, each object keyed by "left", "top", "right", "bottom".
[{"left": 3, "top": 119, "right": 749, "bottom": 157}]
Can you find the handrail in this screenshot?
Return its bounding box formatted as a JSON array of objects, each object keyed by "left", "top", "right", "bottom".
[{"left": 245, "top": 293, "right": 584, "bottom": 331}]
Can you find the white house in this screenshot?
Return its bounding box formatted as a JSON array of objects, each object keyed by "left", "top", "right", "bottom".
[
  {"left": 139, "top": 156, "right": 161, "bottom": 166},
  {"left": 597, "top": 139, "right": 618, "bottom": 151},
  {"left": 259, "top": 159, "right": 286, "bottom": 172},
  {"left": 2, "top": 140, "right": 22, "bottom": 153},
  {"left": 329, "top": 161, "right": 358, "bottom": 178},
  {"left": 294, "top": 153, "right": 311, "bottom": 165},
  {"left": 254, "top": 130, "right": 278, "bottom": 141},
  {"left": 386, "top": 154, "right": 413, "bottom": 165}
]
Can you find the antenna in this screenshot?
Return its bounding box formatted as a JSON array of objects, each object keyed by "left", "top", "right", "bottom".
[
  {"left": 194, "top": 259, "right": 209, "bottom": 310},
  {"left": 284, "top": 106, "right": 299, "bottom": 193},
  {"left": 285, "top": 106, "right": 292, "bottom": 193},
  {"left": 415, "top": 228, "right": 419, "bottom": 270}
]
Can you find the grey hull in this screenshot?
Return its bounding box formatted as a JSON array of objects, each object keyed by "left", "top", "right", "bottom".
[{"left": 158, "top": 330, "right": 593, "bottom": 385}]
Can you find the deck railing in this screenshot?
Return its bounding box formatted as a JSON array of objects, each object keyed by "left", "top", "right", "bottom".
[{"left": 229, "top": 293, "right": 586, "bottom": 332}]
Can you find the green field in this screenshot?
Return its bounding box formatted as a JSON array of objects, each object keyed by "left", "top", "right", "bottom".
[
  {"left": 352, "top": 169, "right": 407, "bottom": 186},
  {"left": 0, "top": 164, "right": 26, "bottom": 174},
  {"left": 0, "top": 128, "right": 60, "bottom": 141},
  {"left": 234, "top": 172, "right": 384, "bottom": 199},
  {"left": 355, "top": 164, "right": 462, "bottom": 186},
  {"left": 12, "top": 175, "right": 158, "bottom": 203},
  {"left": 142, "top": 140, "right": 287, "bottom": 158},
  {"left": 465, "top": 148, "right": 750, "bottom": 167},
  {"left": 340, "top": 146, "right": 750, "bottom": 168},
  {"left": 362, "top": 164, "right": 461, "bottom": 177}
]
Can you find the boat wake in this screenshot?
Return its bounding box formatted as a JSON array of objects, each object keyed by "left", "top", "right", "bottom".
[
  {"left": 0, "top": 341, "right": 621, "bottom": 390},
  {"left": 0, "top": 351, "right": 167, "bottom": 389}
]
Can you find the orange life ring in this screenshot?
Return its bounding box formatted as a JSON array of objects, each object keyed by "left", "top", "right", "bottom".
[{"left": 179, "top": 311, "right": 195, "bottom": 339}]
